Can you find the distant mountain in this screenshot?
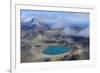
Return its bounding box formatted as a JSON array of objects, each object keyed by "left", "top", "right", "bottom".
[
  {"left": 67, "top": 35, "right": 89, "bottom": 48},
  {"left": 69, "top": 23, "right": 88, "bottom": 30},
  {"left": 22, "top": 30, "right": 39, "bottom": 40},
  {"left": 31, "top": 22, "right": 51, "bottom": 31},
  {"left": 21, "top": 17, "right": 51, "bottom": 31},
  {"left": 69, "top": 36, "right": 86, "bottom": 41},
  {"left": 69, "top": 25, "right": 82, "bottom": 31}
]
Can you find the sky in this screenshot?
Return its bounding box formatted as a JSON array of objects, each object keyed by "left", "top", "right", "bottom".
[{"left": 21, "top": 9, "right": 90, "bottom": 37}]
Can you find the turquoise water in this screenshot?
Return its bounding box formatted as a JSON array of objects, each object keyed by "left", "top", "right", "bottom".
[{"left": 43, "top": 45, "right": 71, "bottom": 55}]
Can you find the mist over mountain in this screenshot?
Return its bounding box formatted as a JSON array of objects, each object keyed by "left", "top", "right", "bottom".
[
  {"left": 21, "top": 16, "right": 89, "bottom": 38},
  {"left": 21, "top": 10, "right": 89, "bottom": 38},
  {"left": 78, "top": 27, "right": 89, "bottom": 38}
]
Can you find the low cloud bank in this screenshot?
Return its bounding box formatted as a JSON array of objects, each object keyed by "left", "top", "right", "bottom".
[{"left": 77, "top": 27, "right": 89, "bottom": 38}]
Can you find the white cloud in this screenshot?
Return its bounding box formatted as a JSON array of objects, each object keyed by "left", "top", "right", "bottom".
[
  {"left": 51, "top": 17, "right": 70, "bottom": 29},
  {"left": 77, "top": 27, "right": 89, "bottom": 37},
  {"left": 63, "top": 27, "right": 78, "bottom": 36},
  {"left": 21, "top": 16, "right": 33, "bottom": 23}
]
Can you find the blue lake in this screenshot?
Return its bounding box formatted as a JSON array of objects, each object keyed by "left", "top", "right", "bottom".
[{"left": 43, "top": 45, "right": 71, "bottom": 55}]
